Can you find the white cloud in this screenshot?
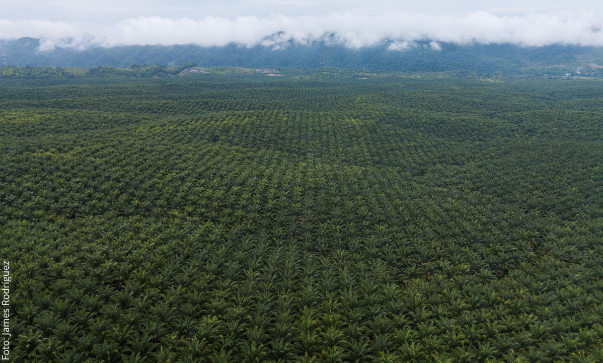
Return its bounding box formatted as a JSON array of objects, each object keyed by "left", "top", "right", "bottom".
[
  {"left": 387, "top": 40, "right": 414, "bottom": 51},
  {"left": 2, "top": 11, "right": 603, "bottom": 50},
  {"left": 429, "top": 41, "right": 442, "bottom": 50}
]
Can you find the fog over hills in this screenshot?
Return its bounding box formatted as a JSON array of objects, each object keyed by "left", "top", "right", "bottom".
[
  {"left": 3, "top": 11, "right": 603, "bottom": 49},
  {"left": 2, "top": 37, "right": 603, "bottom": 77},
  {"left": 2, "top": 9, "right": 603, "bottom": 74}
]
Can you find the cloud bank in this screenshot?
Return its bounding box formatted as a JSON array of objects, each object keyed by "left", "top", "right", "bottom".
[{"left": 2, "top": 11, "right": 603, "bottom": 50}]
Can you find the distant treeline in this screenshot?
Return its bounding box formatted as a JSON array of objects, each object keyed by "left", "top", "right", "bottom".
[
  {"left": 3, "top": 37, "right": 603, "bottom": 76},
  {"left": 0, "top": 63, "right": 198, "bottom": 79}
]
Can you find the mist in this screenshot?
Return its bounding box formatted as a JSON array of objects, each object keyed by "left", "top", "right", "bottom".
[{"left": 2, "top": 11, "right": 603, "bottom": 51}]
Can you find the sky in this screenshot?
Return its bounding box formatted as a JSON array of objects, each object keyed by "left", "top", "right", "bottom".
[{"left": 1, "top": 0, "right": 603, "bottom": 49}]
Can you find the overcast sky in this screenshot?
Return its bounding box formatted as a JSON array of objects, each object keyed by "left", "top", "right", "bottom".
[{"left": 2, "top": 0, "right": 603, "bottom": 49}]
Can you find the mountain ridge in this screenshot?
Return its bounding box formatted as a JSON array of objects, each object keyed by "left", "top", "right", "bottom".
[{"left": 2, "top": 37, "right": 603, "bottom": 77}]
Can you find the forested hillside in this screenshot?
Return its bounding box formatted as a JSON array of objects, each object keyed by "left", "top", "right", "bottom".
[
  {"left": 3, "top": 37, "right": 603, "bottom": 77},
  {"left": 1, "top": 71, "right": 602, "bottom": 362}
]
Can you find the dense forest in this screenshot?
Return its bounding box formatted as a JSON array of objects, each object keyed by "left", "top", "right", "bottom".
[
  {"left": 3, "top": 37, "right": 603, "bottom": 77},
  {"left": 1, "top": 69, "right": 602, "bottom": 362}
]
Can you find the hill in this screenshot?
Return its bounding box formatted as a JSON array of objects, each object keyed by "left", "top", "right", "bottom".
[{"left": 3, "top": 38, "right": 603, "bottom": 77}]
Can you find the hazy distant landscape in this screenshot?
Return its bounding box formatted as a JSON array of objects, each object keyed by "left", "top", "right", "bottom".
[{"left": 3, "top": 37, "right": 603, "bottom": 78}]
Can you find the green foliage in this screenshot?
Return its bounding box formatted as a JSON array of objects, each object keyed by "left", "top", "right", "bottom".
[
  {"left": 0, "top": 65, "right": 79, "bottom": 78},
  {"left": 4, "top": 38, "right": 603, "bottom": 78},
  {"left": 1, "top": 72, "right": 603, "bottom": 361}
]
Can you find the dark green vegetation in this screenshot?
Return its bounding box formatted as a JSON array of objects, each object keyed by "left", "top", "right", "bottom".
[
  {"left": 1, "top": 71, "right": 603, "bottom": 362},
  {"left": 4, "top": 37, "right": 603, "bottom": 77},
  {"left": 0, "top": 63, "right": 196, "bottom": 79}
]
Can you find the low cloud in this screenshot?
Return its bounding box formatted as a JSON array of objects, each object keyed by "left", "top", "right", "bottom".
[
  {"left": 2, "top": 11, "right": 603, "bottom": 50},
  {"left": 0, "top": 19, "right": 93, "bottom": 50},
  {"left": 387, "top": 40, "right": 415, "bottom": 51},
  {"left": 429, "top": 41, "right": 442, "bottom": 51}
]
